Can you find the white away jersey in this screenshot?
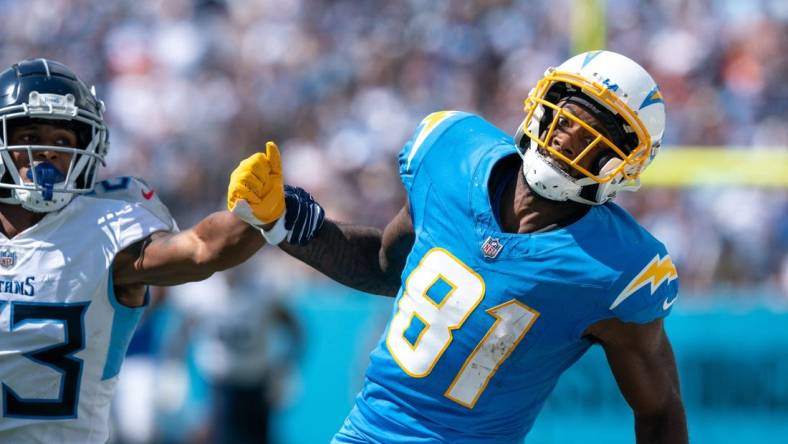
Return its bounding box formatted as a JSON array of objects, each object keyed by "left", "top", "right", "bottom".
[{"left": 0, "top": 177, "right": 174, "bottom": 443}]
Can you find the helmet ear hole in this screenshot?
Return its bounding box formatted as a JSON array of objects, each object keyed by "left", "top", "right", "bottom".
[
  {"left": 587, "top": 157, "right": 626, "bottom": 204},
  {"left": 578, "top": 156, "right": 624, "bottom": 205},
  {"left": 598, "top": 157, "right": 623, "bottom": 177}
]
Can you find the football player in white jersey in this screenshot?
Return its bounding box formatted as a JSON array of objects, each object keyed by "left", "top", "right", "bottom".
[{"left": 0, "top": 58, "right": 291, "bottom": 443}]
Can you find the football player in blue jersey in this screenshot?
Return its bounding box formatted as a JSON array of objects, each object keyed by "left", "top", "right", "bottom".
[{"left": 229, "top": 50, "right": 688, "bottom": 443}]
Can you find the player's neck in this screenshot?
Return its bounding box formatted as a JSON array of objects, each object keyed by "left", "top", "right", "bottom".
[
  {"left": 0, "top": 203, "right": 45, "bottom": 238},
  {"left": 500, "top": 170, "right": 590, "bottom": 234}
]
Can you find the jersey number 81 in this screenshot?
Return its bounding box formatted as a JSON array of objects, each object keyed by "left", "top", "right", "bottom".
[{"left": 386, "top": 248, "right": 539, "bottom": 409}]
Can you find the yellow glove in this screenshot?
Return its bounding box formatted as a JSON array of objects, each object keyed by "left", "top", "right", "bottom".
[{"left": 227, "top": 141, "right": 285, "bottom": 225}]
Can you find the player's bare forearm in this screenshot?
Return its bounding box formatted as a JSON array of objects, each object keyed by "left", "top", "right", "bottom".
[
  {"left": 114, "top": 211, "right": 265, "bottom": 286},
  {"left": 634, "top": 396, "right": 688, "bottom": 444},
  {"left": 279, "top": 219, "right": 402, "bottom": 296},
  {"left": 633, "top": 336, "right": 688, "bottom": 443},
  {"left": 187, "top": 210, "right": 266, "bottom": 271},
  {"left": 589, "top": 318, "right": 688, "bottom": 444}
]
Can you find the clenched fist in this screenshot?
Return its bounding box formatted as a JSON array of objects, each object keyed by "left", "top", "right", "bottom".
[{"left": 227, "top": 141, "right": 285, "bottom": 226}]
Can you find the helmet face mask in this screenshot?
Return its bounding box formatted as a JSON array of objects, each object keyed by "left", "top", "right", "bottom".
[
  {"left": 515, "top": 50, "right": 665, "bottom": 205},
  {"left": 0, "top": 59, "right": 108, "bottom": 213}
]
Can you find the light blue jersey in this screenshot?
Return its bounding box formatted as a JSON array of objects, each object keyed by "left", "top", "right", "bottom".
[{"left": 335, "top": 112, "right": 679, "bottom": 444}]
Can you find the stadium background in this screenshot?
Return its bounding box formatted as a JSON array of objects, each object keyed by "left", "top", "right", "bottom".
[{"left": 2, "top": 0, "right": 787, "bottom": 442}]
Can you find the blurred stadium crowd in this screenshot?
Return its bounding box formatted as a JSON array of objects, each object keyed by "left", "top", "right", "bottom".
[
  {"left": 1, "top": 0, "right": 787, "bottom": 442},
  {"left": 1, "top": 0, "right": 784, "bottom": 296}
]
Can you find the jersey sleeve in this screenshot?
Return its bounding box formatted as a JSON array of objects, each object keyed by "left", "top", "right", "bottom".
[
  {"left": 607, "top": 244, "right": 680, "bottom": 324},
  {"left": 92, "top": 176, "right": 179, "bottom": 232},
  {"left": 398, "top": 111, "right": 469, "bottom": 193},
  {"left": 96, "top": 201, "right": 173, "bottom": 256}
]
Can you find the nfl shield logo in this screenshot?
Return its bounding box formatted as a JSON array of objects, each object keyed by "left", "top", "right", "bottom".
[
  {"left": 0, "top": 249, "right": 16, "bottom": 268},
  {"left": 481, "top": 236, "right": 503, "bottom": 259}
]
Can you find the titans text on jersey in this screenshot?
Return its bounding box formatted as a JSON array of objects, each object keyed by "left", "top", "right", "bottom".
[
  {"left": 0, "top": 177, "right": 176, "bottom": 443},
  {"left": 0, "top": 277, "right": 35, "bottom": 296}
]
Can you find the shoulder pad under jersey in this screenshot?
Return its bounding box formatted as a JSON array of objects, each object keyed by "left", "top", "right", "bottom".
[
  {"left": 91, "top": 176, "right": 179, "bottom": 231},
  {"left": 399, "top": 111, "right": 473, "bottom": 189}
]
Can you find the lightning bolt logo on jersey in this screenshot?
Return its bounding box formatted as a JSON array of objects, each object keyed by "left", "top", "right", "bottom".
[{"left": 335, "top": 113, "right": 679, "bottom": 443}]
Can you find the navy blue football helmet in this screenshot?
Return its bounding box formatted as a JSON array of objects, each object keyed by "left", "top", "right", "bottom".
[{"left": 0, "top": 58, "right": 108, "bottom": 212}]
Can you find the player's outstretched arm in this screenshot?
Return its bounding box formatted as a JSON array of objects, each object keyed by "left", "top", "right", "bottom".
[
  {"left": 113, "top": 211, "right": 266, "bottom": 287},
  {"left": 112, "top": 142, "right": 288, "bottom": 290},
  {"left": 226, "top": 144, "right": 414, "bottom": 297},
  {"left": 586, "top": 318, "right": 688, "bottom": 444},
  {"left": 279, "top": 203, "right": 414, "bottom": 297}
]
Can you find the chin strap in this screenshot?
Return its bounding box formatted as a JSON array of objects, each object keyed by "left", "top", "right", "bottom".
[
  {"left": 519, "top": 147, "right": 609, "bottom": 206},
  {"left": 14, "top": 188, "right": 74, "bottom": 213}
]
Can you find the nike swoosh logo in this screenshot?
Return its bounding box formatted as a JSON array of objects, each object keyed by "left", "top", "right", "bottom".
[
  {"left": 141, "top": 189, "right": 155, "bottom": 200},
  {"left": 662, "top": 295, "right": 678, "bottom": 310}
]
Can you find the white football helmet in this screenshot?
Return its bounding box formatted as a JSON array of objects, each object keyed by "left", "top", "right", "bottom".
[
  {"left": 514, "top": 50, "right": 665, "bottom": 205},
  {"left": 0, "top": 59, "right": 108, "bottom": 213}
]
